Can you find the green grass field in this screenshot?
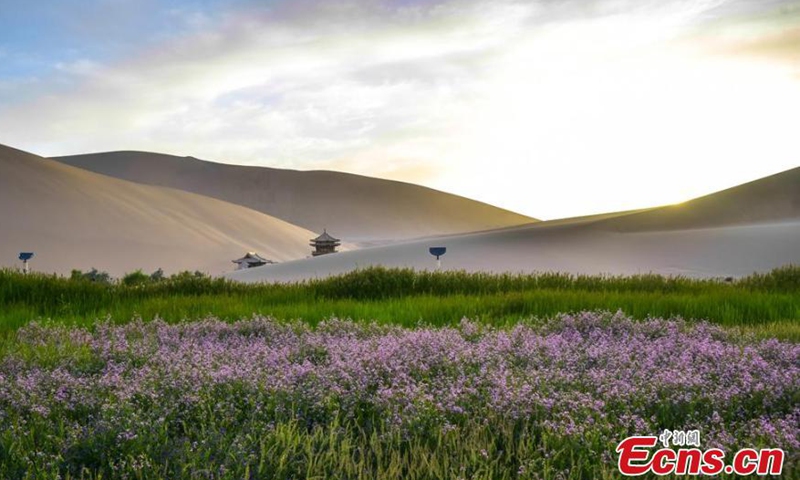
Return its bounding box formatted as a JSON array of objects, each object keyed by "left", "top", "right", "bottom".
[{"left": 1, "top": 265, "right": 798, "bottom": 339}]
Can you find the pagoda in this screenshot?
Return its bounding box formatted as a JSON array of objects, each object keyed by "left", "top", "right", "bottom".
[
  {"left": 232, "top": 252, "right": 274, "bottom": 270},
  {"left": 310, "top": 229, "right": 340, "bottom": 256}
]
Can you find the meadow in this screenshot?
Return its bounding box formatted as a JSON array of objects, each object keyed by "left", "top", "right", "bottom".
[
  {"left": 0, "top": 266, "right": 798, "bottom": 479},
  {"left": 0, "top": 266, "right": 798, "bottom": 339}
]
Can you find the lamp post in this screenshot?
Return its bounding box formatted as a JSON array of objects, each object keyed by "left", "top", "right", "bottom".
[
  {"left": 428, "top": 247, "right": 446, "bottom": 270},
  {"left": 18, "top": 252, "right": 34, "bottom": 274}
]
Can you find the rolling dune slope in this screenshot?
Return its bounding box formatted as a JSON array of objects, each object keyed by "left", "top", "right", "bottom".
[
  {"left": 228, "top": 166, "right": 800, "bottom": 282},
  {"left": 597, "top": 167, "right": 800, "bottom": 231},
  {"left": 55, "top": 151, "right": 536, "bottom": 242},
  {"left": 0, "top": 144, "right": 318, "bottom": 275}
]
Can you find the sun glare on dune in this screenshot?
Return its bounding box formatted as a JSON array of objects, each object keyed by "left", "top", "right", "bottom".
[{"left": 432, "top": 10, "right": 800, "bottom": 219}]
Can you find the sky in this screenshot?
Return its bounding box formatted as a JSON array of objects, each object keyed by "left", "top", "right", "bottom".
[{"left": 1, "top": 0, "right": 799, "bottom": 220}]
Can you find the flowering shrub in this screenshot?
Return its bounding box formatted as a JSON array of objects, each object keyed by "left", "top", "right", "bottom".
[{"left": 0, "top": 312, "right": 797, "bottom": 479}]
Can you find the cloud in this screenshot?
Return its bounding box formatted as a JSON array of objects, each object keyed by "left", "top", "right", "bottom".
[
  {"left": 1, "top": 0, "right": 523, "bottom": 151},
  {"left": 697, "top": 3, "right": 800, "bottom": 65}
]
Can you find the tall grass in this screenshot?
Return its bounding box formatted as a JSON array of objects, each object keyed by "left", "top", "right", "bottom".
[
  {"left": 1, "top": 266, "right": 798, "bottom": 339},
  {"left": 311, "top": 264, "right": 800, "bottom": 298}
]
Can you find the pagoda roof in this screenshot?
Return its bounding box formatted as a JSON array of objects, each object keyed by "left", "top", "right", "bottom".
[
  {"left": 311, "top": 229, "right": 340, "bottom": 243},
  {"left": 232, "top": 252, "right": 270, "bottom": 264}
]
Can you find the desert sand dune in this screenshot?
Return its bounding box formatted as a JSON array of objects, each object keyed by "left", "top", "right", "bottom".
[
  {"left": 228, "top": 167, "right": 800, "bottom": 282},
  {"left": 55, "top": 151, "right": 536, "bottom": 242},
  {"left": 0, "top": 144, "right": 319, "bottom": 275},
  {"left": 595, "top": 167, "right": 800, "bottom": 232}
]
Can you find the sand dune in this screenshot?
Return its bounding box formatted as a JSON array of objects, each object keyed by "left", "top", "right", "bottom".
[
  {"left": 596, "top": 167, "right": 800, "bottom": 232},
  {"left": 0, "top": 144, "right": 319, "bottom": 276},
  {"left": 228, "top": 167, "right": 800, "bottom": 282},
  {"left": 55, "top": 151, "right": 536, "bottom": 242}
]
